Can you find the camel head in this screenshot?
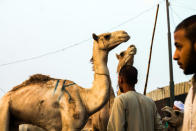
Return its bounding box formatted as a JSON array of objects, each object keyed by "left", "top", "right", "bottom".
[
  {"left": 116, "top": 45, "right": 137, "bottom": 73},
  {"left": 161, "top": 106, "right": 183, "bottom": 128},
  {"left": 91, "top": 30, "right": 130, "bottom": 73},
  {"left": 92, "top": 30, "right": 130, "bottom": 51}
]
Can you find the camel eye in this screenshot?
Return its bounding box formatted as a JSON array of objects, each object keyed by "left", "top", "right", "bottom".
[
  {"left": 104, "top": 34, "right": 111, "bottom": 40},
  {"left": 120, "top": 52, "right": 125, "bottom": 57}
]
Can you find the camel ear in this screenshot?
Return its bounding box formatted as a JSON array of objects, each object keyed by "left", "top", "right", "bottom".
[
  {"left": 92, "top": 33, "right": 99, "bottom": 41},
  {"left": 116, "top": 53, "right": 120, "bottom": 59}
]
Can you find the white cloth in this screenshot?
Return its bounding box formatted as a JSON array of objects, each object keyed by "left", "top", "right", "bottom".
[
  {"left": 174, "top": 100, "right": 184, "bottom": 112},
  {"left": 107, "top": 91, "right": 164, "bottom": 131},
  {"left": 182, "top": 75, "right": 196, "bottom": 131}
]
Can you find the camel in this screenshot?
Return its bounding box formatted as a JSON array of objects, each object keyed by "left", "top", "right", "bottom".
[
  {"left": 116, "top": 45, "right": 137, "bottom": 73},
  {"left": 82, "top": 45, "right": 137, "bottom": 131},
  {"left": 19, "top": 45, "right": 136, "bottom": 131},
  {"left": 161, "top": 106, "right": 183, "bottom": 131},
  {"left": 0, "top": 30, "right": 130, "bottom": 131}
]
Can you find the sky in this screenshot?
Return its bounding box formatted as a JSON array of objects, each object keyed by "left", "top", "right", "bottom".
[{"left": 0, "top": 0, "right": 195, "bottom": 98}]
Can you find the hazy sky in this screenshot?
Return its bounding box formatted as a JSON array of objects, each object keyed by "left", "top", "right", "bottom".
[{"left": 0, "top": 0, "right": 195, "bottom": 97}]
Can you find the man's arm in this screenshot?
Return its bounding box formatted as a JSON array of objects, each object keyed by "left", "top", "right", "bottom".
[{"left": 107, "top": 96, "right": 126, "bottom": 131}]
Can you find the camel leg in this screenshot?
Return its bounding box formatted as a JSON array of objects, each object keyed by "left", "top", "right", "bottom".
[{"left": 0, "top": 94, "right": 10, "bottom": 131}]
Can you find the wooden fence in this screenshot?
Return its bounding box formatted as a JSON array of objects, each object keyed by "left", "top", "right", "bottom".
[{"left": 146, "top": 81, "right": 191, "bottom": 116}]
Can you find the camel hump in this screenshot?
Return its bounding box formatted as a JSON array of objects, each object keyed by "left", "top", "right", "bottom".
[
  {"left": 22, "top": 74, "right": 55, "bottom": 85},
  {"left": 11, "top": 74, "right": 56, "bottom": 91},
  {"left": 27, "top": 74, "right": 53, "bottom": 83}
]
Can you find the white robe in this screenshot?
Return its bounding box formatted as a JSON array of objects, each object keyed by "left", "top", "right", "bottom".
[
  {"left": 182, "top": 74, "right": 196, "bottom": 131},
  {"left": 107, "top": 91, "right": 163, "bottom": 131}
]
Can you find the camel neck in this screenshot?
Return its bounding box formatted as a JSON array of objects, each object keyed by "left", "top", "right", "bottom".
[
  {"left": 82, "top": 45, "right": 111, "bottom": 115},
  {"left": 93, "top": 43, "right": 109, "bottom": 75}
]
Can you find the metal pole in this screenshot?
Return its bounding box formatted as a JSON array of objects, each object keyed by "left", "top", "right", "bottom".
[
  {"left": 144, "top": 4, "right": 159, "bottom": 95},
  {"left": 166, "top": 0, "right": 175, "bottom": 106}
]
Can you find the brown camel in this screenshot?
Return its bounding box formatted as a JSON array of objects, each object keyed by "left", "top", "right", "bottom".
[
  {"left": 0, "top": 30, "right": 130, "bottom": 131},
  {"left": 161, "top": 106, "right": 183, "bottom": 131},
  {"left": 82, "top": 45, "right": 137, "bottom": 131},
  {"left": 116, "top": 45, "right": 137, "bottom": 73}
]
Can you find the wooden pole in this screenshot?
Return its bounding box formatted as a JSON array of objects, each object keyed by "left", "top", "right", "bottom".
[
  {"left": 144, "top": 4, "right": 159, "bottom": 95},
  {"left": 166, "top": 0, "right": 175, "bottom": 106}
]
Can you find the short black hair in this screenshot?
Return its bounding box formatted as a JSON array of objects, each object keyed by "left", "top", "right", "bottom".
[
  {"left": 175, "top": 15, "right": 196, "bottom": 44},
  {"left": 119, "top": 65, "right": 138, "bottom": 86}
]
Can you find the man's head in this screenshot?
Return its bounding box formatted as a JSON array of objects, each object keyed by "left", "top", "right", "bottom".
[
  {"left": 173, "top": 100, "right": 184, "bottom": 112},
  {"left": 173, "top": 15, "right": 196, "bottom": 75},
  {"left": 118, "top": 65, "right": 138, "bottom": 93}
]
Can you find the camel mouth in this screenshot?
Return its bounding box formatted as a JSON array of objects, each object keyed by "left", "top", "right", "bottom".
[
  {"left": 125, "top": 35, "right": 130, "bottom": 41},
  {"left": 111, "top": 35, "right": 130, "bottom": 49},
  {"left": 128, "top": 47, "right": 136, "bottom": 55},
  {"left": 119, "top": 35, "right": 130, "bottom": 42},
  {"left": 162, "top": 112, "right": 172, "bottom": 122},
  {"left": 117, "top": 30, "right": 130, "bottom": 41},
  {"left": 130, "top": 50, "right": 136, "bottom": 55},
  {"left": 108, "top": 38, "right": 129, "bottom": 51},
  {"left": 161, "top": 106, "right": 172, "bottom": 121}
]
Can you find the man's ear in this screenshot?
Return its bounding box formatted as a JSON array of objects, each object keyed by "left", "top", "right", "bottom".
[{"left": 119, "top": 76, "right": 123, "bottom": 84}]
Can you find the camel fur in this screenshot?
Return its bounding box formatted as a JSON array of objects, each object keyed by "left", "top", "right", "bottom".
[{"left": 0, "top": 30, "right": 130, "bottom": 131}]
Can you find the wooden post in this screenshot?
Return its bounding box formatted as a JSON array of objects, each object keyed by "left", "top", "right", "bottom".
[
  {"left": 166, "top": 0, "right": 175, "bottom": 106},
  {"left": 144, "top": 4, "right": 159, "bottom": 95}
]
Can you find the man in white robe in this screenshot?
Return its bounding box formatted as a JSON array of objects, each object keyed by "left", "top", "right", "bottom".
[
  {"left": 173, "top": 15, "right": 196, "bottom": 131},
  {"left": 107, "top": 65, "right": 163, "bottom": 131}
]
